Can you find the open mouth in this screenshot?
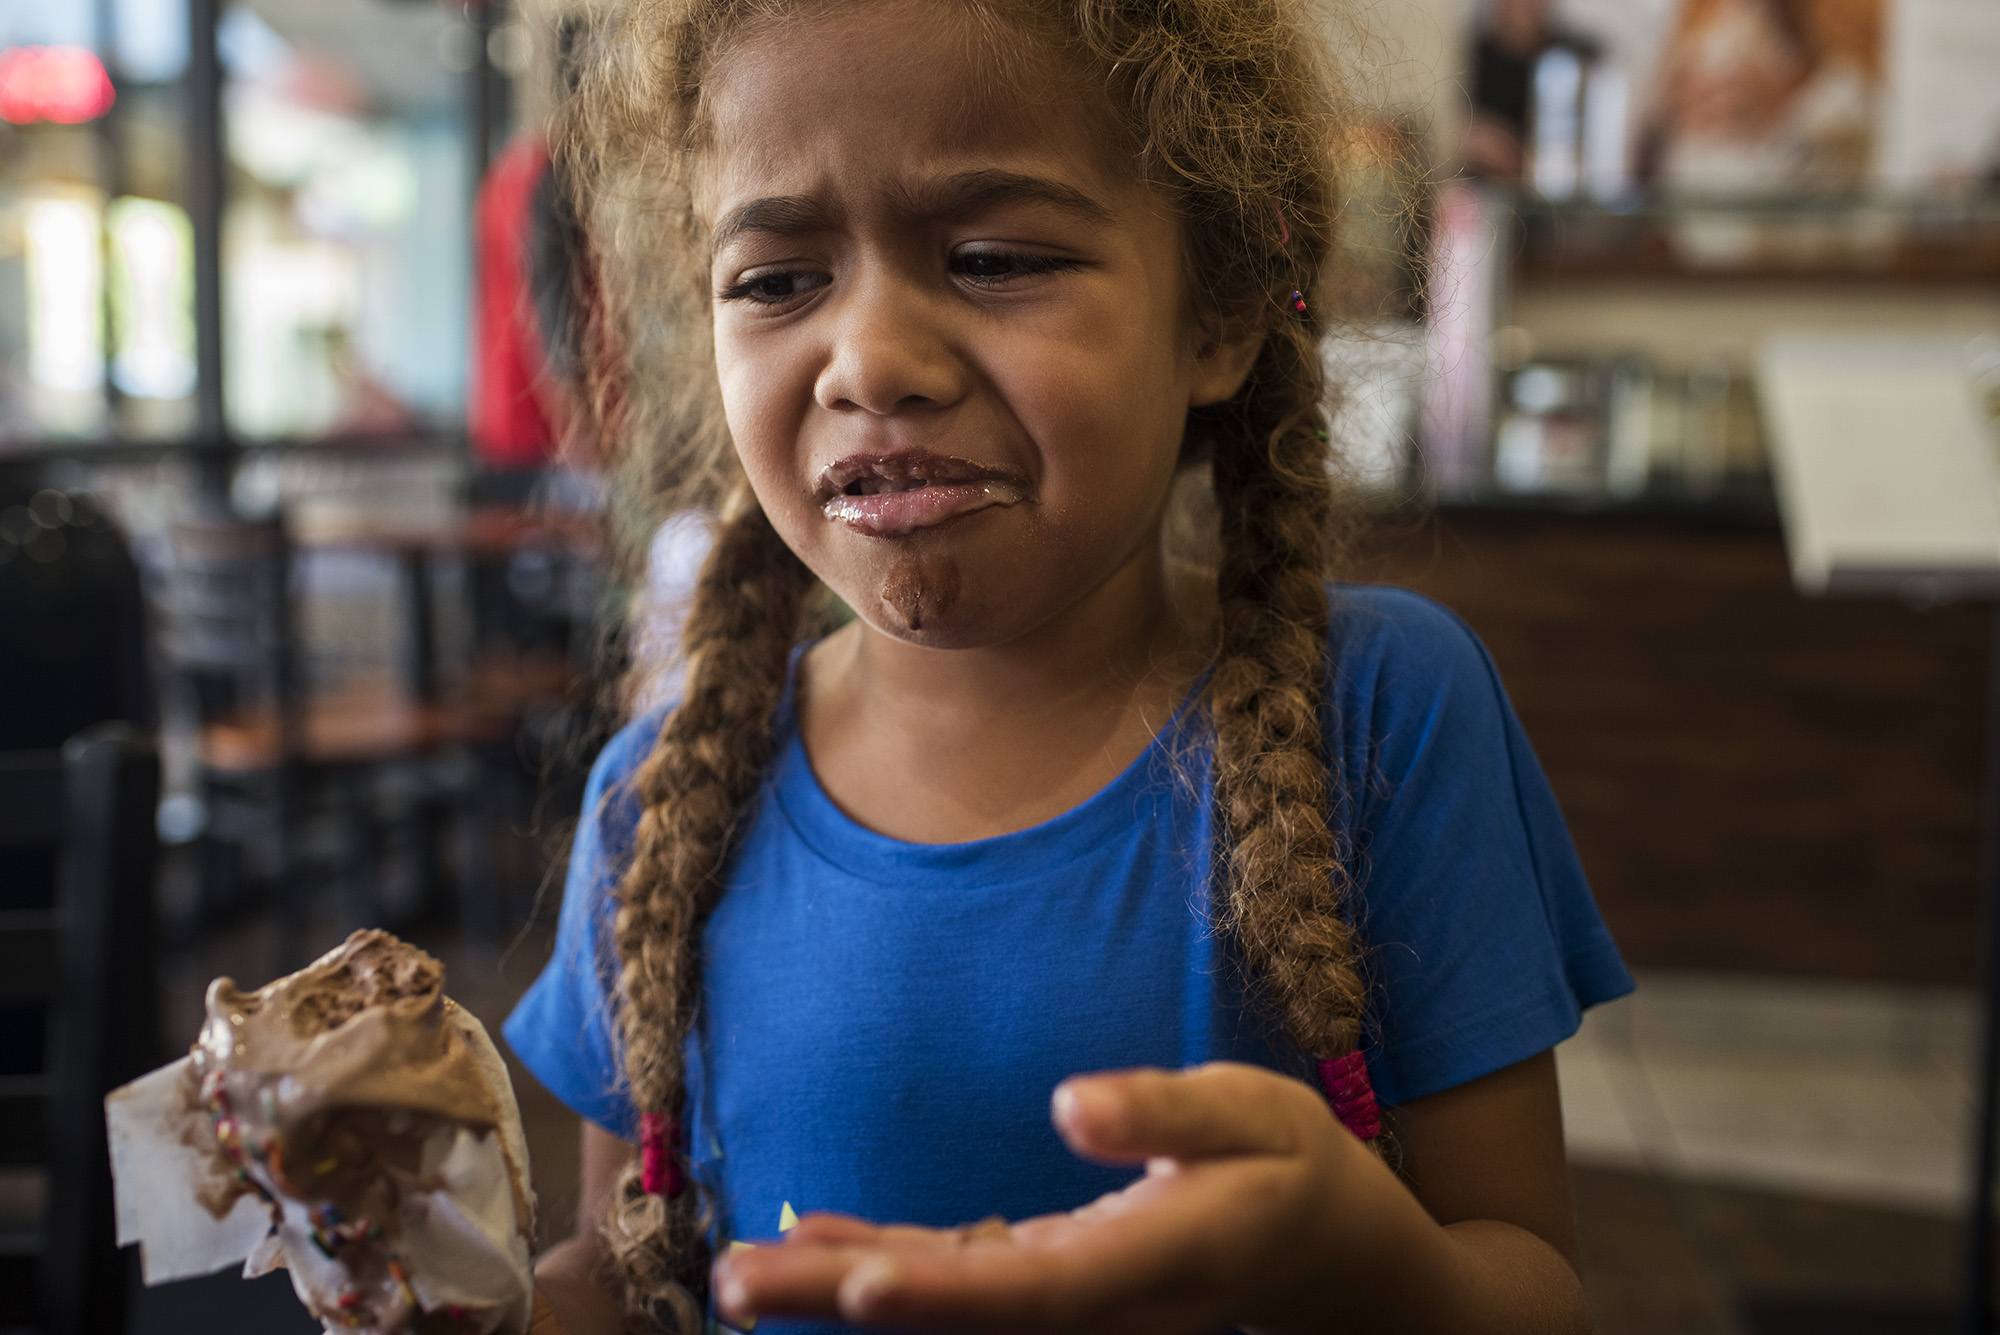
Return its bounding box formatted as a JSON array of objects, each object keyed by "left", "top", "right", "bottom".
[
  {"left": 816, "top": 453, "right": 1030, "bottom": 536},
  {"left": 836, "top": 473, "right": 943, "bottom": 497}
]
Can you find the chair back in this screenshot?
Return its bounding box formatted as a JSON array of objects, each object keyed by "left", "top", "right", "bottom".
[
  {"left": 0, "top": 488, "right": 151, "bottom": 752},
  {"left": 155, "top": 515, "right": 299, "bottom": 740},
  {"left": 0, "top": 725, "right": 160, "bottom": 1335}
]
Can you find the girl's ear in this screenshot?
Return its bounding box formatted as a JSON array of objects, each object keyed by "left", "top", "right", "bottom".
[{"left": 1188, "top": 326, "right": 1267, "bottom": 408}]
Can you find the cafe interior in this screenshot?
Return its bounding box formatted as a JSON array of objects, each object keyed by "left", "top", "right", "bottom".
[{"left": 2, "top": 0, "right": 1999, "bottom": 1330}]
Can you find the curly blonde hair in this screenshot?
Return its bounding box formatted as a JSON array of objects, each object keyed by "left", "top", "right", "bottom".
[{"left": 561, "top": 2, "right": 1381, "bottom": 1326}]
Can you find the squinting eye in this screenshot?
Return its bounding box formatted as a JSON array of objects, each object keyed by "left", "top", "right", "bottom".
[
  {"left": 721, "top": 269, "right": 830, "bottom": 304},
  {"left": 952, "top": 250, "right": 1080, "bottom": 284}
]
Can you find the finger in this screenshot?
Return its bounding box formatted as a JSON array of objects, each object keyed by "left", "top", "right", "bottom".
[
  {"left": 723, "top": 1211, "right": 1122, "bottom": 1328},
  {"left": 835, "top": 1164, "right": 1272, "bottom": 1331},
  {"left": 1052, "top": 1063, "right": 1316, "bottom": 1164},
  {"left": 723, "top": 1217, "right": 1033, "bottom": 1320},
  {"left": 832, "top": 1219, "right": 1224, "bottom": 1335},
  {"left": 838, "top": 1237, "right": 1113, "bottom": 1330},
  {"left": 714, "top": 1240, "right": 855, "bottom": 1321},
  {"left": 782, "top": 1213, "right": 883, "bottom": 1246},
  {"left": 787, "top": 1213, "right": 1006, "bottom": 1251}
]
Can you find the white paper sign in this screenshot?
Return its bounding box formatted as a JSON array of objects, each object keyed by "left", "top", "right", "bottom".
[
  {"left": 1760, "top": 332, "right": 2000, "bottom": 599},
  {"left": 1879, "top": 0, "right": 2000, "bottom": 192}
]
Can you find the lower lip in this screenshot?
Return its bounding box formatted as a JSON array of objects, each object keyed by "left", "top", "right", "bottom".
[{"left": 822, "top": 481, "right": 1025, "bottom": 536}]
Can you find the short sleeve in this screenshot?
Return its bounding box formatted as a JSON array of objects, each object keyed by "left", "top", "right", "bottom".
[
  {"left": 501, "top": 713, "right": 664, "bottom": 1140},
  {"left": 1327, "top": 586, "right": 1634, "bottom": 1108}
]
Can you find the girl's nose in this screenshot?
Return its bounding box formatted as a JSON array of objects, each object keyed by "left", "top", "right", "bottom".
[{"left": 813, "top": 273, "right": 967, "bottom": 417}]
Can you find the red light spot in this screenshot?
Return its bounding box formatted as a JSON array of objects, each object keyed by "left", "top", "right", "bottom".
[{"left": 0, "top": 47, "right": 116, "bottom": 126}]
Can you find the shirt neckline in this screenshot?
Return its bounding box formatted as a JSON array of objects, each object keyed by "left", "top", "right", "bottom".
[{"left": 768, "top": 662, "right": 1213, "bottom": 889}]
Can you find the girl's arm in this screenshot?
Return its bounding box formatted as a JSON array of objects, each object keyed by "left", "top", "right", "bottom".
[
  {"left": 715, "top": 1056, "right": 1590, "bottom": 1335},
  {"left": 531, "top": 1123, "right": 635, "bottom": 1335},
  {"left": 1391, "top": 1048, "right": 1582, "bottom": 1274}
]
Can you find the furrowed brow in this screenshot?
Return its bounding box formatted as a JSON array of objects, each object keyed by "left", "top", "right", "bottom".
[
  {"left": 907, "top": 169, "right": 1115, "bottom": 227},
  {"left": 711, "top": 195, "right": 833, "bottom": 254}
]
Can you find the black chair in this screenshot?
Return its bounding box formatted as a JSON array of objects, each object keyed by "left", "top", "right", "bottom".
[
  {"left": 0, "top": 486, "right": 152, "bottom": 755},
  {"left": 0, "top": 725, "right": 161, "bottom": 1335},
  {"left": 152, "top": 514, "right": 306, "bottom": 935},
  {"left": 154, "top": 513, "right": 507, "bottom": 961}
]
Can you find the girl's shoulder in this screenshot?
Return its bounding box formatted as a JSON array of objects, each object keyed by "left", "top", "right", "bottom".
[
  {"left": 589, "top": 706, "right": 670, "bottom": 797},
  {"left": 568, "top": 708, "right": 673, "bottom": 875},
  {"left": 1322, "top": 582, "right": 1501, "bottom": 724},
  {"left": 1326, "top": 582, "right": 1484, "bottom": 667},
  {"left": 1322, "top": 582, "right": 1634, "bottom": 1104}
]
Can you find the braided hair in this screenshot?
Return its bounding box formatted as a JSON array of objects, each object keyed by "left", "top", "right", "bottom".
[{"left": 565, "top": 1, "right": 1374, "bottom": 1325}]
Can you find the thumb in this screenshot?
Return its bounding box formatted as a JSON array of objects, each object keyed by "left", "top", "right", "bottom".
[{"left": 1050, "top": 1063, "right": 1313, "bottom": 1166}]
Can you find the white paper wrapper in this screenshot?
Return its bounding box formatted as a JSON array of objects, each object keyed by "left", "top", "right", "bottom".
[
  {"left": 104, "top": 933, "right": 536, "bottom": 1335},
  {"left": 107, "top": 1056, "right": 272, "bottom": 1284}
]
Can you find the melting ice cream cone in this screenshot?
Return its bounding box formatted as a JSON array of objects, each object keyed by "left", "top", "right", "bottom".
[{"left": 107, "top": 931, "right": 535, "bottom": 1335}]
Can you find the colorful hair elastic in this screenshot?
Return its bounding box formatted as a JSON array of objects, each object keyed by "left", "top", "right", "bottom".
[
  {"left": 639, "top": 1112, "right": 684, "bottom": 1197},
  {"left": 1289, "top": 290, "right": 1309, "bottom": 316},
  {"left": 1317, "top": 1051, "right": 1381, "bottom": 1141}
]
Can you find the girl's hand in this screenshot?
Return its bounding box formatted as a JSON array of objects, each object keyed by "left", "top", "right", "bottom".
[{"left": 712, "top": 1062, "right": 1504, "bottom": 1334}]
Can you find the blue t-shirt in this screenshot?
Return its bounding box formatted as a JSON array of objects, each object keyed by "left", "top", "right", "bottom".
[{"left": 505, "top": 584, "right": 1631, "bottom": 1276}]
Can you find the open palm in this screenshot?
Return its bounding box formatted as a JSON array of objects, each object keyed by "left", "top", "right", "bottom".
[{"left": 711, "top": 1063, "right": 1392, "bottom": 1334}]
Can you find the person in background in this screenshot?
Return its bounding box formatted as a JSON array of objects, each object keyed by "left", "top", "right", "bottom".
[
  {"left": 470, "top": 132, "right": 582, "bottom": 490},
  {"left": 470, "top": 15, "right": 594, "bottom": 501},
  {"left": 1465, "top": 0, "right": 1598, "bottom": 181}
]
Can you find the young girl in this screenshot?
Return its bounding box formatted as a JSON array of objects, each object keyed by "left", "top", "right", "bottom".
[{"left": 503, "top": 1, "right": 1632, "bottom": 1332}]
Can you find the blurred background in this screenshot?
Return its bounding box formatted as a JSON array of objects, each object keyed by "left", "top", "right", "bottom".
[{"left": 1, "top": 0, "right": 1998, "bottom": 1331}]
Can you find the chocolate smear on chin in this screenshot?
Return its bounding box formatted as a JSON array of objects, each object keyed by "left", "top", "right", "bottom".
[{"left": 881, "top": 556, "right": 961, "bottom": 632}]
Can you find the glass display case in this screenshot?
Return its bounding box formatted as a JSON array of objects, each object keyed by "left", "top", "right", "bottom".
[
  {"left": 1374, "top": 0, "right": 2000, "bottom": 517},
  {"left": 1377, "top": 182, "right": 2000, "bottom": 516}
]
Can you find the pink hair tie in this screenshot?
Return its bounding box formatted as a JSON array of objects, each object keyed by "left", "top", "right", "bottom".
[
  {"left": 1317, "top": 1051, "right": 1381, "bottom": 1141},
  {"left": 639, "top": 1112, "right": 683, "bottom": 1197}
]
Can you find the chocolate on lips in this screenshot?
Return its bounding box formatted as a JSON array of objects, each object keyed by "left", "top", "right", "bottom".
[{"left": 817, "top": 451, "right": 1031, "bottom": 537}]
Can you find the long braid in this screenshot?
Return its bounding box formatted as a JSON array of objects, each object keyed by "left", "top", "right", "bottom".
[
  {"left": 606, "top": 491, "right": 815, "bottom": 1330},
  {"left": 1209, "top": 320, "right": 1371, "bottom": 1077},
  {"left": 1061, "top": 0, "right": 1372, "bottom": 1077}
]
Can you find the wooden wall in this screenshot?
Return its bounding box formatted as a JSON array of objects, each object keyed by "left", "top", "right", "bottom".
[{"left": 1354, "top": 508, "right": 1989, "bottom": 985}]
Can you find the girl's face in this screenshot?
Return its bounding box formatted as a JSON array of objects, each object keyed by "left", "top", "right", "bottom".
[{"left": 704, "top": 2, "right": 1255, "bottom": 649}]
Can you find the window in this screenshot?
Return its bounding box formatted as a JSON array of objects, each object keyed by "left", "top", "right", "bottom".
[{"left": 0, "top": 0, "right": 486, "bottom": 448}]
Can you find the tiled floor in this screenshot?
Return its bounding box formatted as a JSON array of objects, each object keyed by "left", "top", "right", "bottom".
[
  {"left": 1558, "top": 971, "right": 1976, "bottom": 1214},
  {"left": 1556, "top": 972, "right": 1980, "bottom": 1333},
  {"left": 1572, "top": 1167, "right": 1964, "bottom": 1334}
]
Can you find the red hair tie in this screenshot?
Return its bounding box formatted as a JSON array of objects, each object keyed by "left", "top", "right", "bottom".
[
  {"left": 639, "top": 1112, "right": 684, "bottom": 1197},
  {"left": 1317, "top": 1051, "right": 1381, "bottom": 1141}
]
